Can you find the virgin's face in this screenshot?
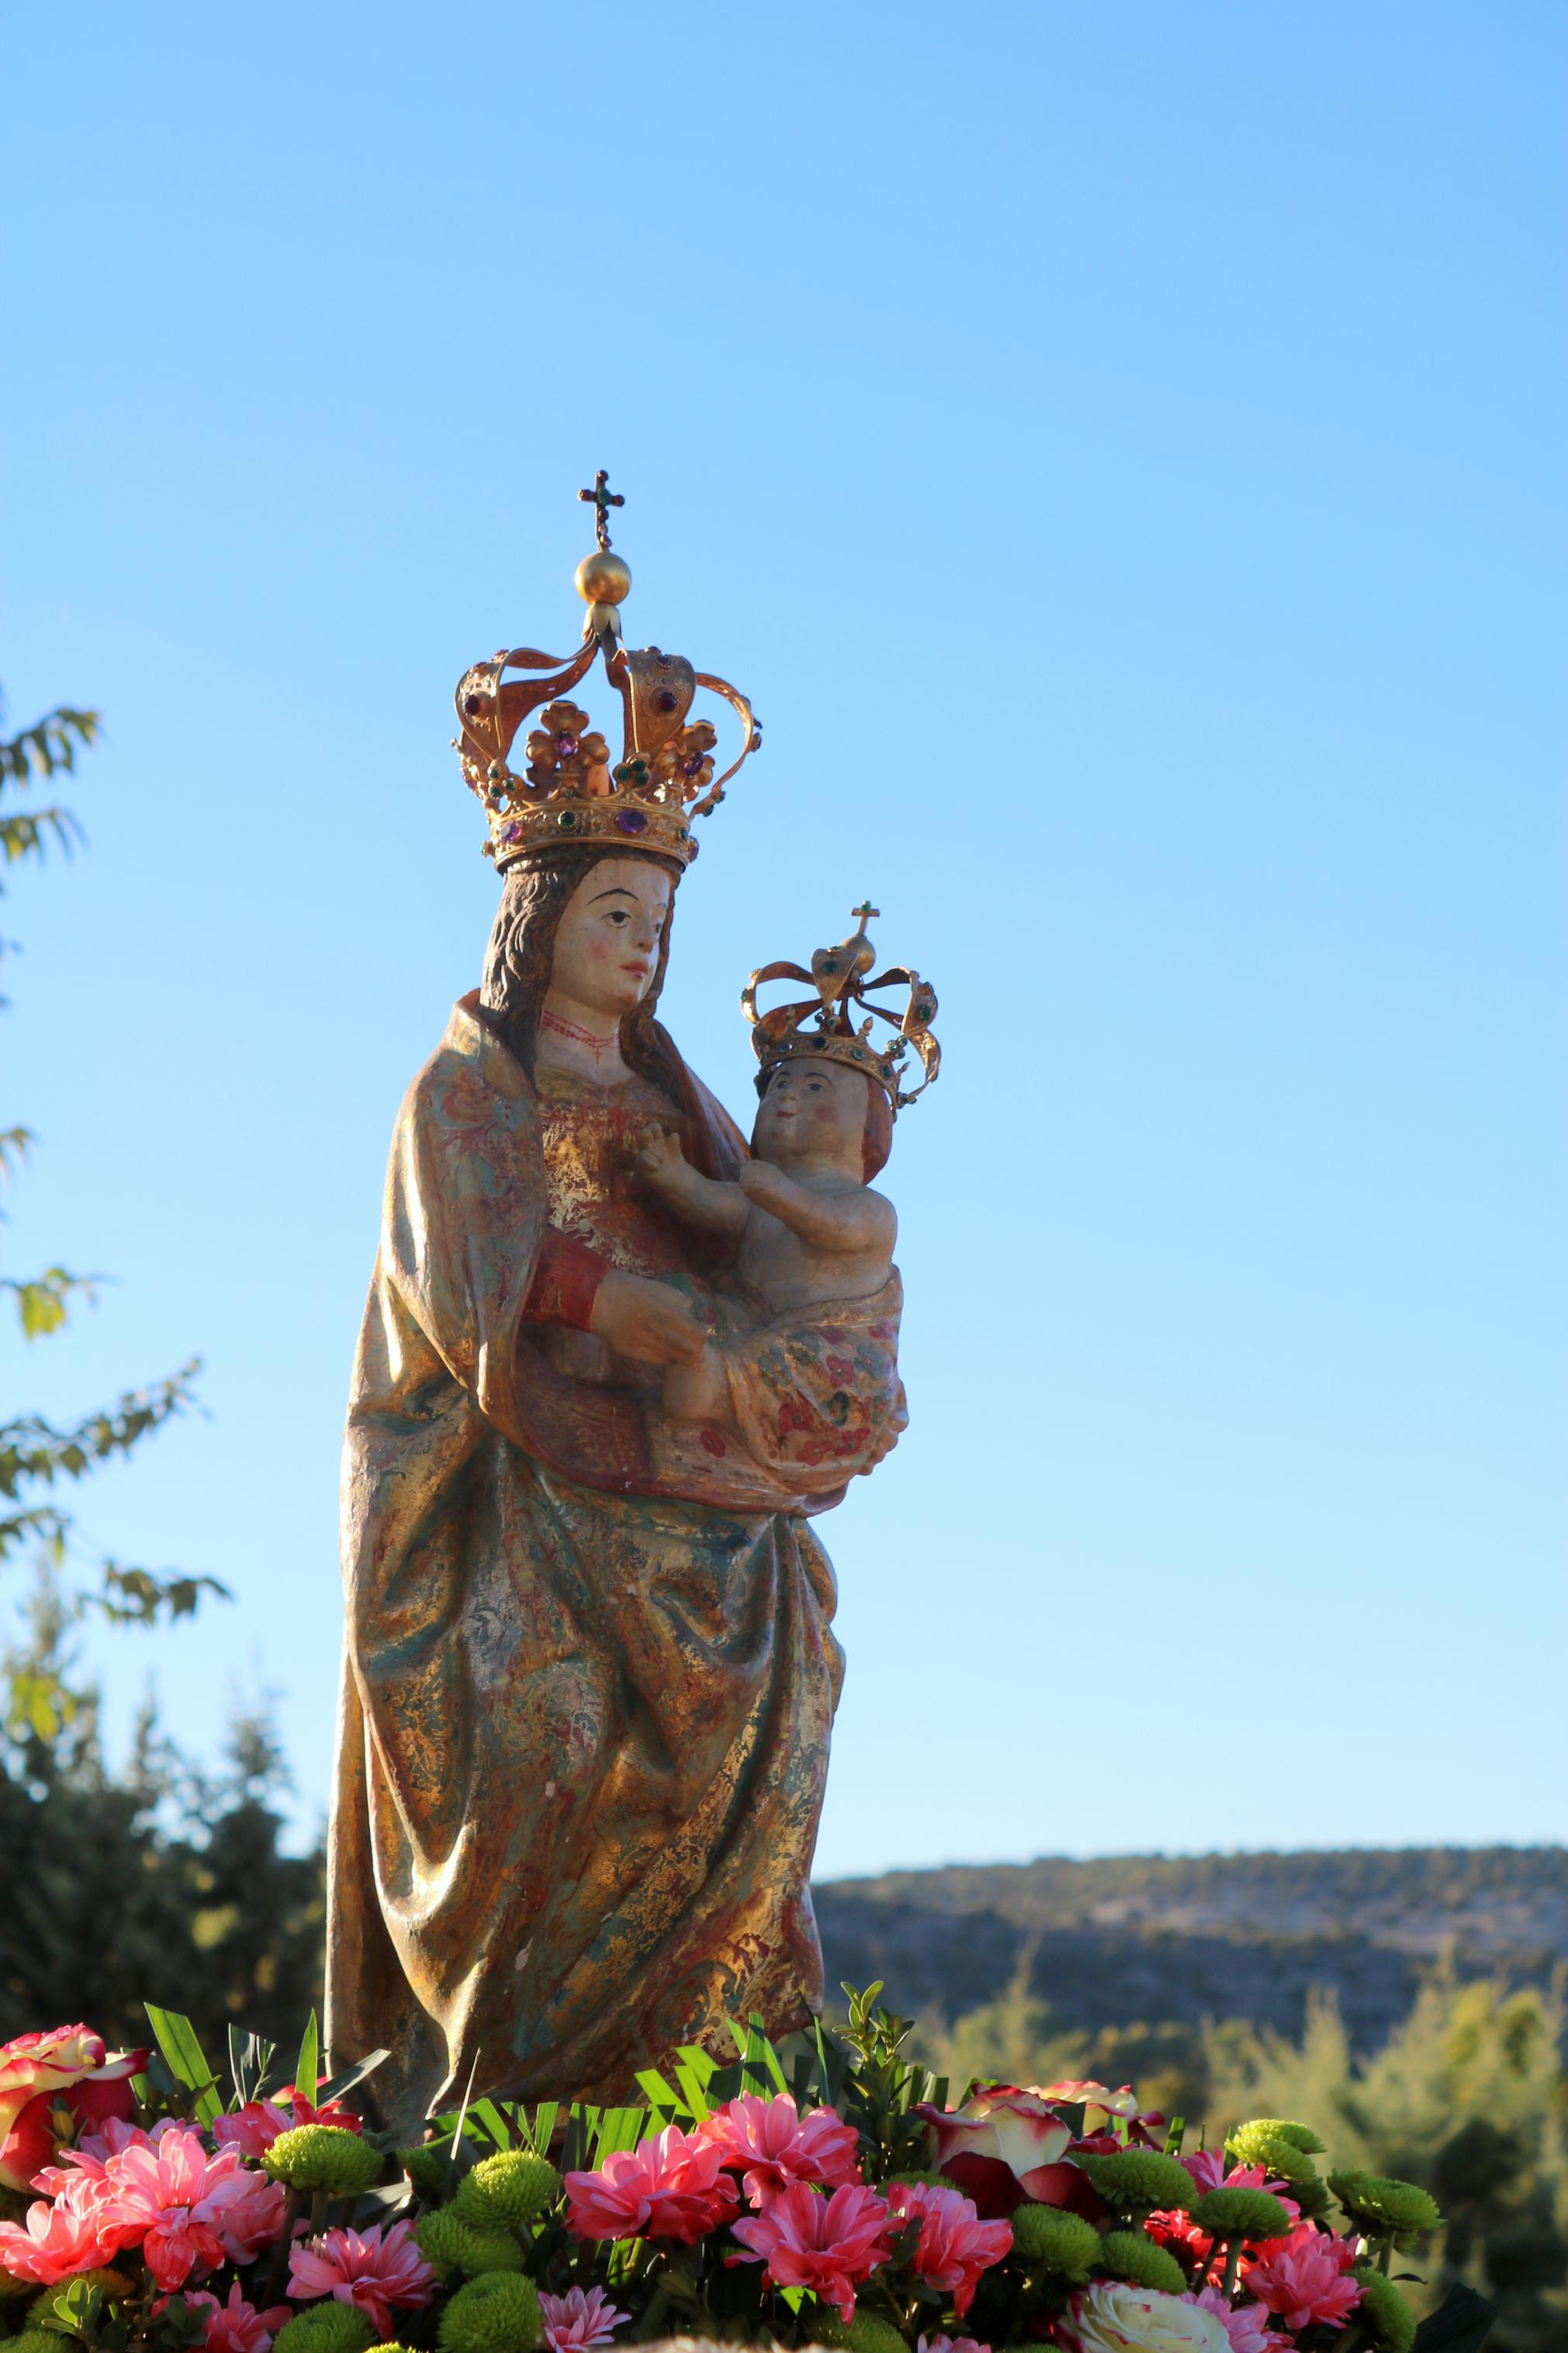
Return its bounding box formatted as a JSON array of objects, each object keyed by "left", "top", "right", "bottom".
[{"left": 547, "top": 857, "right": 673, "bottom": 1018}]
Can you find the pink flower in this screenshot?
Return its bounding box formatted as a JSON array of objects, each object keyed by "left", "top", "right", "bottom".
[
  {"left": 1245, "top": 2224, "right": 1362, "bottom": 2333},
  {"left": 214, "top": 2086, "right": 363, "bottom": 2161},
  {"left": 699, "top": 2093, "right": 862, "bottom": 2205},
  {"left": 0, "top": 2164, "right": 131, "bottom": 2285},
  {"left": 564, "top": 2126, "right": 739, "bottom": 2244},
  {"left": 918, "top": 2337, "right": 989, "bottom": 2353},
  {"left": 289, "top": 2221, "right": 435, "bottom": 2341},
  {"left": 911, "top": 2087, "right": 1076, "bottom": 2217},
  {"left": 1180, "top": 2289, "right": 1277, "bottom": 2353},
  {"left": 185, "top": 2284, "right": 293, "bottom": 2353},
  {"left": 887, "top": 2181, "right": 1012, "bottom": 2317},
  {"left": 0, "top": 2026, "right": 147, "bottom": 2192},
  {"left": 729, "top": 2181, "right": 895, "bottom": 2321},
  {"left": 538, "top": 2285, "right": 630, "bottom": 2352},
  {"left": 97, "top": 2128, "right": 285, "bottom": 2292}
]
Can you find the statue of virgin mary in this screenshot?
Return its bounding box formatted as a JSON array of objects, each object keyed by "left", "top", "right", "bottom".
[{"left": 325, "top": 501, "right": 874, "bottom": 2135}]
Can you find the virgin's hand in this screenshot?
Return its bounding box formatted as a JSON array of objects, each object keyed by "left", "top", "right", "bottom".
[
  {"left": 635, "top": 1121, "right": 684, "bottom": 1181},
  {"left": 589, "top": 1270, "right": 706, "bottom": 1365}
]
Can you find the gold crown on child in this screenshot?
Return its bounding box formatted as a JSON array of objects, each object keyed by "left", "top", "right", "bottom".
[
  {"left": 744, "top": 905, "right": 940, "bottom": 1111},
  {"left": 453, "top": 472, "right": 760, "bottom": 873}
]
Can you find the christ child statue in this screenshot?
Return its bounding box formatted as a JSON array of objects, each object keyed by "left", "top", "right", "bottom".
[
  {"left": 638, "top": 1052, "right": 895, "bottom": 1418},
  {"left": 634, "top": 913, "right": 937, "bottom": 1505}
]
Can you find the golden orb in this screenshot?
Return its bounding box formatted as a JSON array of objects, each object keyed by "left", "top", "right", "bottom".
[{"left": 575, "top": 549, "right": 632, "bottom": 606}]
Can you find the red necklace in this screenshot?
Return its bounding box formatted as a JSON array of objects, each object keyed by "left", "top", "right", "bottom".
[{"left": 541, "top": 1007, "right": 618, "bottom": 1056}]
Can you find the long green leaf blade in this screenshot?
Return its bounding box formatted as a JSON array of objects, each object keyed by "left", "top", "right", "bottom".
[
  {"left": 294, "top": 2011, "right": 320, "bottom": 2104},
  {"left": 144, "top": 2005, "right": 223, "bottom": 2126}
]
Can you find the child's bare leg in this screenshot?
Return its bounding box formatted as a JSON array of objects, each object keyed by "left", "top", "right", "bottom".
[{"left": 662, "top": 1341, "right": 730, "bottom": 1424}]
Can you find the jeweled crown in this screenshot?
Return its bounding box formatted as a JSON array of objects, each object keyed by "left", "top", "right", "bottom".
[
  {"left": 454, "top": 473, "right": 760, "bottom": 873},
  {"left": 743, "top": 906, "right": 940, "bottom": 1111}
]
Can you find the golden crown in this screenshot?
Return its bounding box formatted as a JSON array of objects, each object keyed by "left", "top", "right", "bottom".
[
  {"left": 454, "top": 473, "right": 760, "bottom": 873},
  {"left": 742, "top": 905, "right": 940, "bottom": 1111}
]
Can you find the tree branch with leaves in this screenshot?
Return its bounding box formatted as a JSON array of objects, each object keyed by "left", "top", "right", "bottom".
[{"left": 2, "top": 685, "right": 227, "bottom": 1744}]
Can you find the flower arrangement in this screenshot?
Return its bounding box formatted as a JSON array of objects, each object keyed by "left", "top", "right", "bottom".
[{"left": 0, "top": 1986, "right": 1486, "bottom": 2353}]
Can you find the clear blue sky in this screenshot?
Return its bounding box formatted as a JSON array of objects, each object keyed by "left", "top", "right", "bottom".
[{"left": 3, "top": 1, "right": 1563, "bottom": 1878}]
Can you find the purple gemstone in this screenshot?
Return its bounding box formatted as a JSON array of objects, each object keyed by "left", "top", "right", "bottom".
[
  {"left": 656, "top": 690, "right": 679, "bottom": 713},
  {"left": 682, "top": 755, "right": 702, "bottom": 777},
  {"left": 615, "top": 809, "right": 649, "bottom": 833},
  {"left": 556, "top": 733, "right": 578, "bottom": 757},
  {"left": 502, "top": 821, "right": 522, "bottom": 843}
]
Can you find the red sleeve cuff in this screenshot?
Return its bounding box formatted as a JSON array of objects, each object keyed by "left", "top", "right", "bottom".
[{"left": 523, "top": 1227, "right": 610, "bottom": 1332}]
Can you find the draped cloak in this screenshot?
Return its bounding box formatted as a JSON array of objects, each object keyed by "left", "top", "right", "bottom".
[{"left": 325, "top": 996, "right": 846, "bottom": 2135}]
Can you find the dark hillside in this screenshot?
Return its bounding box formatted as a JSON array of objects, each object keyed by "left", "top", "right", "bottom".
[{"left": 814, "top": 1845, "right": 1568, "bottom": 2050}]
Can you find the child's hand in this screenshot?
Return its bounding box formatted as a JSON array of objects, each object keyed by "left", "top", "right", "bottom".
[
  {"left": 635, "top": 1122, "right": 687, "bottom": 1183},
  {"left": 737, "top": 1158, "right": 794, "bottom": 1211}
]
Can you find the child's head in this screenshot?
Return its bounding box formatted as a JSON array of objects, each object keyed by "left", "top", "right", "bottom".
[{"left": 753, "top": 1055, "right": 892, "bottom": 1182}]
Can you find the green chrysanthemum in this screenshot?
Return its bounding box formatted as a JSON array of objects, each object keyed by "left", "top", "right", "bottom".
[
  {"left": 453, "top": 2154, "right": 560, "bottom": 2230},
  {"left": 274, "top": 2306, "right": 378, "bottom": 2353},
  {"left": 264, "top": 2124, "right": 382, "bottom": 2195},
  {"left": 1095, "top": 2230, "right": 1189, "bottom": 2295},
  {"left": 1226, "top": 2131, "right": 1318, "bottom": 2189},
  {"left": 1352, "top": 2268, "right": 1418, "bottom": 2352},
  {"left": 399, "top": 2143, "right": 448, "bottom": 2202},
  {"left": 1075, "top": 2149, "right": 1196, "bottom": 2213},
  {"left": 1329, "top": 2171, "right": 1442, "bottom": 2240},
  {"left": 1231, "top": 2118, "right": 1325, "bottom": 2157},
  {"left": 5, "top": 2333, "right": 64, "bottom": 2353},
  {"left": 437, "top": 2271, "right": 542, "bottom": 2353},
  {"left": 415, "top": 2208, "right": 522, "bottom": 2280},
  {"left": 809, "top": 2315, "right": 907, "bottom": 2353},
  {"left": 1008, "top": 2203, "right": 1103, "bottom": 2279},
  {"left": 1189, "top": 2186, "right": 1294, "bottom": 2244},
  {"left": 0, "top": 2272, "right": 37, "bottom": 2303}
]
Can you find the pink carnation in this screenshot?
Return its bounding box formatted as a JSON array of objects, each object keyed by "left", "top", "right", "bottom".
[
  {"left": 289, "top": 2221, "right": 435, "bottom": 2341},
  {"left": 918, "top": 2337, "right": 989, "bottom": 2353},
  {"left": 888, "top": 2181, "right": 1012, "bottom": 2317},
  {"left": 700, "top": 2093, "right": 862, "bottom": 2205},
  {"left": 97, "top": 2129, "right": 286, "bottom": 2292},
  {"left": 729, "top": 2181, "right": 895, "bottom": 2322},
  {"left": 565, "top": 2126, "right": 739, "bottom": 2244},
  {"left": 1245, "top": 2224, "right": 1362, "bottom": 2333},
  {"left": 214, "top": 2085, "right": 362, "bottom": 2161},
  {"left": 185, "top": 2284, "right": 293, "bottom": 2353},
  {"left": 538, "top": 2285, "right": 629, "bottom": 2352},
  {"left": 1180, "top": 2289, "right": 1276, "bottom": 2353},
  {"left": 0, "top": 2164, "right": 132, "bottom": 2285}
]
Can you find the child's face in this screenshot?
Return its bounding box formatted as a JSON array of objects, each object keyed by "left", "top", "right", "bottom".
[{"left": 753, "top": 1057, "right": 874, "bottom": 1173}]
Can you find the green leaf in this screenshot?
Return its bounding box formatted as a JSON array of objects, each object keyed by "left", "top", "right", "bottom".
[
  {"left": 671, "top": 2044, "right": 717, "bottom": 2123},
  {"left": 469, "top": 2097, "right": 514, "bottom": 2150},
  {"left": 144, "top": 2004, "right": 223, "bottom": 2126},
  {"left": 1411, "top": 2285, "right": 1498, "bottom": 2353},
  {"left": 36, "top": 2276, "right": 103, "bottom": 2337},
  {"left": 318, "top": 2048, "right": 390, "bottom": 2105},
  {"left": 228, "top": 2026, "right": 278, "bottom": 2106},
  {"left": 294, "top": 2010, "right": 320, "bottom": 2103}
]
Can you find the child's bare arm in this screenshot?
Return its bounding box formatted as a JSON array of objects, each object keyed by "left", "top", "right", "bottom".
[
  {"left": 738, "top": 1162, "right": 897, "bottom": 1253},
  {"left": 635, "top": 1125, "right": 750, "bottom": 1239}
]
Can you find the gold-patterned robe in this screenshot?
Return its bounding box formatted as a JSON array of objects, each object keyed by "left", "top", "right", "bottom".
[{"left": 324, "top": 996, "right": 845, "bottom": 2135}]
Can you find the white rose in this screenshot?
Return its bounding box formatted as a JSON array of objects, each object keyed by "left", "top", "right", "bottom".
[{"left": 1062, "top": 2282, "right": 1231, "bottom": 2353}]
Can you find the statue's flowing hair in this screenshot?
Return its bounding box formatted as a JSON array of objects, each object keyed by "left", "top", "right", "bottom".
[{"left": 478, "top": 844, "right": 687, "bottom": 1096}]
